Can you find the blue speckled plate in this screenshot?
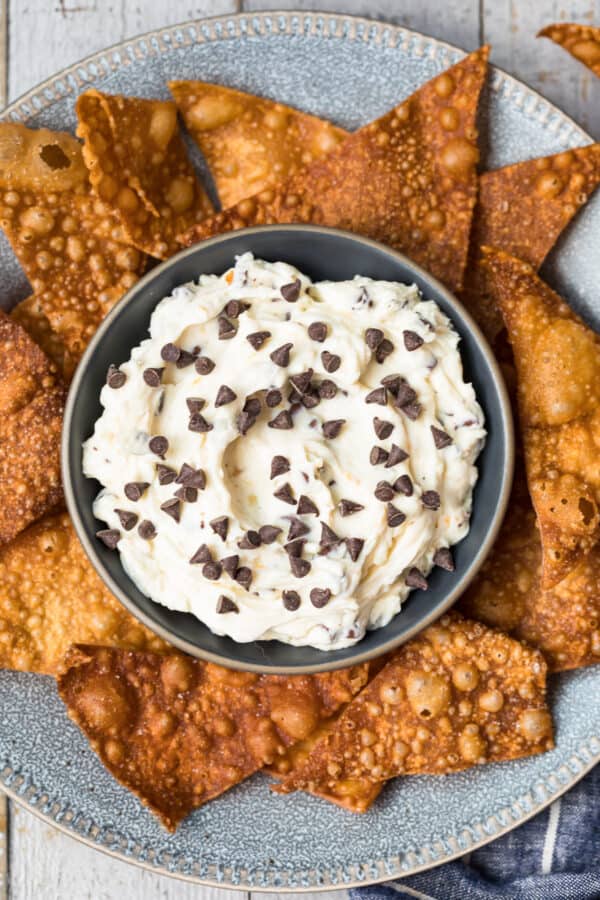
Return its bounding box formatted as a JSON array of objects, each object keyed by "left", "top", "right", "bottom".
[{"left": 1, "top": 11, "right": 599, "bottom": 890}]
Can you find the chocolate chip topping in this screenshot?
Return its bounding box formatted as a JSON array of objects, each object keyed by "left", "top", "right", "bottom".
[
  {"left": 405, "top": 567, "right": 428, "bottom": 590},
  {"left": 188, "top": 412, "right": 213, "bottom": 432},
  {"left": 288, "top": 517, "right": 310, "bottom": 540},
  {"left": 160, "top": 342, "right": 180, "bottom": 362},
  {"left": 124, "top": 482, "right": 149, "bottom": 502},
  {"left": 320, "top": 522, "right": 341, "bottom": 548},
  {"left": 218, "top": 315, "right": 236, "bottom": 340},
  {"left": 301, "top": 388, "right": 320, "bottom": 409},
  {"left": 138, "top": 520, "right": 156, "bottom": 540},
  {"left": 238, "top": 530, "right": 261, "bottom": 550},
  {"left": 365, "top": 387, "right": 387, "bottom": 406},
  {"left": 221, "top": 554, "right": 239, "bottom": 576},
  {"left": 243, "top": 397, "right": 261, "bottom": 416},
  {"left": 234, "top": 567, "right": 252, "bottom": 590},
  {"left": 422, "top": 490, "right": 441, "bottom": 510},
  {"left": 160, "top": 498, "right": 181, "bottom": 522},
  {"left": 174, "top": 485, "right": 198, "bottom": 503},
  {"left": 216, "top": 595, "right": 239, "bottom": 614},
  {"left": 176, "top": 464, "right": 206, "bottom": 489},
  {"left": 247, "top": 331, "right": 271, "bottom": 350},
  {"left": 210, "top": 516, "right": 229, "bottom": 540},
  {"left": 224, "top": 299, "right": 248, "bottom": 318},
  {"left": 395, "top": 380, "right": 417, "bottom": 408},
  {"left": 266, "top": 389, "right": 282, "bottom": 408},
  {"left": 374, "top": 481, "right": 395, "bottom": 502},
  {"left": 156, "top": 464, "right": 176, "bottom": 485},
  {"left": 385, "top": 445, "right": 409, "bottom": 468},
  {"left": 186, "top": 397, "right": 205, "bottom": 414},
  {"left": 274, "top": 483, "right": 296, "bottom": 505},
  {"left": 346, "top": 537, "right": 364, "bottom": 562},
  {"left": 387, "top": 503, "right": 406, "bottom": 527},
  {"left": 268, "top": 409, "right": 293, "bottom": 430},
  {"left": 365, "top": 328, "right": 384, "bottom": 350},
  {"left": 403, "top": 330, "right": 424, "bottom": 351},
  {"left": 370, "top": 446, "right": 389, "bottom": 466},
  {"left": 290, "top": 369, "right": 314, "bottom": 394},
  {"left": 290, "top": 556, "right": 311, "bottom": 578},
  {"left": 195, "top": 356, "right": 215, "bottom": 375},
  {"left": 270, "top": 343, "right": 293, "bottom": 367},
  {"left": 400, "top": 402, "right": 421, "bottom": 421},
  {"left": 318, "top": 379, "right": 338, "bottom": 400},
  {"left": 373, "top": 417, "right": 393, "bottom": 439},
  {"left": 393, "top": 474, "right": 413, "bottom": 496},
  {"left": 106, "top": 364, "right": 126, "bottom": 389},
  {"left": 143, "top": 367, "right": 163, "bottom": 387},
  {"left": 202, "top": 560, "right": 222, "bottom": 580},
  {"left": 175, "top": 349, "right": 196, "bottom": 369},
  {"left": 433, "top": 547, "right": 455, "bottom": 571},
  {"left": 237, "top": 411, "right": 257, "bottom": 435},
  {"left": 321, "top": 350, "right": 341, "bottom": 373},
  {"left": 297, "top": 495, "right": 319, "bottom": 516},
  {"left": 308, "top": 322, "right": 327, "bottom": 342},
  {"left": 339, "top": 499, "right": 364, "bottom": 516},
  {"left": 149, "top": 435, "right": 168, "bottom": 458},
  {"left": 270, "top": 455, "right": 290, "bottom": 479},
  {"left": 114, "top": 509, "right": 138, "bottom": 530},
  {"left": 282, "top": 590, "right": 301, "bottom": 611},
  {"left": 381, "top": 374, "right": 401, "bottom": 395},
  {"left": 258, "top": 525, "right": 282, "bottom": 544},
  {"left": 281, "top": 278, "right": 301, "bottom": 302},
  {"left": 322, "top": 419, "right": 345, "bottom": 439},
  {"left": 285, "top": 539, "right": 305, "bottom": 558},
  {"left": 190, "top": 544, "right": 212, "bottom": 564},
  {"left": 96, "top": 528, "right": 120, "bottom": 549},
  {"left": 431, "top": 425, "right": 453, "bottom": 449},
  {"left": 310, "top": 587, "right": 331, "bottom": 608},
  {"left": 215, "top": 384, "right": 237, "bottom": 407},
  {"left": 375, "top": 339, "right": 394, "bottom": 363}
]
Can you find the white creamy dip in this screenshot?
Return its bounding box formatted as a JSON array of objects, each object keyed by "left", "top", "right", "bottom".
[{"left": 84, "top": 254, "right": 485, "bottom": 651}]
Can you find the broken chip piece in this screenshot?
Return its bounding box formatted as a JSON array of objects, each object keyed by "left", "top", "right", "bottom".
[
  {"left": 0, "top": 312, "right": 65, "bottom": 545},
  {"left": 169, "top": 80, "right": 347, "bottom": 208},
  {"left": 539, "top": 23, "right": 600, "bottom": 78},
  {"left": 76, "top": 90, "right": 214, "bottom": 258},
  {"left": 178, "top": 47, "right": 490, "bottom": 295},
  {"left": 483, "top": 248, "right": 600, "bottom": 587}
]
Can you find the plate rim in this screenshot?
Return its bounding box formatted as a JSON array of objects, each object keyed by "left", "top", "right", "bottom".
[{"left": 0, "top": 8, "right": 598, "bottom": 891}]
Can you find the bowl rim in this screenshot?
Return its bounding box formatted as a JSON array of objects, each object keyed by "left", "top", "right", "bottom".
[{"left": 62, "top": 223, "right": 514, "bottom": 673}]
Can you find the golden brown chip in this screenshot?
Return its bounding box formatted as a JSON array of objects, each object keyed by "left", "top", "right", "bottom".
[
  {"left": 11, "top": 295, "right": 78, "bottom": 381},
  {"left": 0, "top": 512, "right": 168, "bottom": 675},
  {"left": 58, "top": 644, "right": 371, "bottom": 830},
  {"left": 169, "top": 81, "right": 347, "bottom": 209},
  {"left": 483, "top": 248, "right": 600, "bottom": 587},
  {"left": 76, "top": 91, "right": 214, "bottom": 258},
  {"left": 277, "top": 614, "right": 553, "bottom": 804},
  {"left": 462, "top": 144, "right": 600, "bottom": 342},
  {"left": 179, "top": 47, "right": 490, "bottom": 295},
  {"left": 0, "top": 312, "right": 65, "bottom": 545},
  {"left": 539, "top": 23, "right": 600, "bottom": 77}
]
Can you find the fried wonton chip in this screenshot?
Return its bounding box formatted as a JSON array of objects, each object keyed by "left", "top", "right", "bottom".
[
  {"left": 76, "top": 91, "right": 214, "bottom": 258},
  {"left": 539, "top": 23, "right": 600, "bottom": 78},
  {"left": 277, "top": 614, "right": 553, "bottom": 805},
  {"left": 10, "top": 295, "right": 77, "bottom": 380},
  {"left": 483, "top": 248, "right": 600, "bottom": 587},
  {"left": 169, "top": 81, "right": 347, "bottom": 209},
  {"left": 0, "top": 312, "right": 65, "bottom": 545},
  {"left": 462, "top": 144, "right": 600, "bottom": 343},
  {"left": 58, "top": 644, "right": 371, "bottom": 830},
  {"left": 0, "top": 513, "right": 168, "bottom": 675},
  {"left": 179, "top": 47, "right": 490, "bottom": 295}
]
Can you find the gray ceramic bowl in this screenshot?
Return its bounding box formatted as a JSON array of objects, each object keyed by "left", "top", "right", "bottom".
[{"left": 63, "top": 224, "right": 513, "bottom": 673}]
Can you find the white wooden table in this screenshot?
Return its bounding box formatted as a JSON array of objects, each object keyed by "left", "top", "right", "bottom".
[{"left": 0, "top": 0, "right": 598, "bottom": 897}]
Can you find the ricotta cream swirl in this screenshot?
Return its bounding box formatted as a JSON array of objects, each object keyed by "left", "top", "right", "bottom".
[{"left": 84, "top": 254, "right": 485, "bottom": 651}]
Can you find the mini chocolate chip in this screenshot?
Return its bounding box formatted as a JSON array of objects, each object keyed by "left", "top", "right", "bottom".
[
  {"left": 176, "top": 463, "right": 206, "bottom": 489},
  {"left": 143, "top": 367, "right": 163, "bottom": 387},
  {"left": 308, "top": 322, "right": 327, "bottom": 342},
  {"left": 243, "top": 397, "right": 261, "bottom": 416},
  {"left": 237, "top": 411, "right": 257, "bottom": 435},
  {"left": 375, "top": 339, "right": 394, "bottom": 363},
  {"left": 195, "top": 356, "right": 215, "bottom": 375},
  {"left": 320, "top": 522, "right": 341, "bottom": 548},
  {"left": 281, "top": 278, "right": 301, "bottom": 302},
  {"left": 405, "top": 567, "right": 428, "bottom": 590},
  {"left": 189, "top": 413, "right": 213, "bottom": 433},
  {"left": 156, "top": 464, "right": 176, "bottom": 485},
  {"left": 387, "top": 503, "right": 406, "bottom": 527},
  {"left": 400, "top": 402, "right": 421, "bottom": 421},
  {"left": 215, "top": 384, "right": 237, "bottom": 407},
  {"left": 373, "top": 417, "right": 393, "bottom": 439},
  {"left": 149, "top": 435, "right": 168, "bottom": 458},
  {"left": 186, "top": 397, "right": 205, "bottom": 414},
  {"left": 270, "top": 456, "right": 290, "bottom": 479},
  {"left": 161, "top": 342, "right": 181, "bottom": 362},
  {"left": 339, "top": 499, "right": 364, "bottom": 516},
  {"left": 247, "top": 331, "right": 271, "bottom": 350},
  {"left": 259, "top": 525, "right": 282, "bottom": 544},
  {"left": 283, "top": 590, "right": 301, "bottom": 611},
  {"left": 268, "top": 409, "right": 293, "bottom": 430},
  {"left": 138, "top": 520, "right": 156, "bottom": 540},
  {"left": 381, "top": 374, "right": 401, "bottom": 395},
  {"left": 160, "top": 498, "right": 181, "bottom": 522},
  {"left": 395, "top": 381, "right": 417, "bottom": 407},
  {"left": 288, "top": 517, "right": 310, "bottom": 540},
  {"left": 224, "top": 299, "right": 247, "bottom": 318},
  {"left": 365, "top": 387, "right": 387, "bottom": 405},
  {"left": 274, "top": 483, "right": 296, "bottom": 505},
  {"left": 290, "top": 556, "right": 311, "bottom": 578},
  {"left": 318, "top": 379, "right": 338, "bottom": 399},
  {"left": 106, "top": 364, "right": 126, "bottom": 389},
  {"left": 310, "top": 587, "right": 331, "bottom": 608},
  {"left": 220, "top": 556, "right": 239, "bottom": 578},
  {"left": 374, "top": 481, "right": 395, "bottom": 502},
  {"left": 216, "top": 595, "right": 239, "bottom": 614},
  {"left": 385, "top": 445, "right": 410, "bottom": 468},
  {"left": 290, "top": 369, "right": 313, "bottom": 394},
  {"left": 433, "top": 547, "right": 455, "bottom": 571},
  {"left": 285, "top": 539, "right": 305, "bottom": 558},
  {"left": 346, "top": 537, "right": 364, "bottom": 562},
  {"left": 370, "top": 446, "right": 389, "bottom": 466},
  {"left": 270, "top": 343, "right": 293, "bottom": 367},
  {"left": 174, "top": 485, "right": 198, "bottom": 503},
  {"left": 403, "top": 330, "right": 424, "bottom": 351},
  {"left": 124, "top": 482, "right": 149, "bottom": 502},
  {"left": 114, "top": 509, "right": 138, "bottom": 530},
  {"left": 265, "top": 389, "right": 282, "bottom": 407},
  {"left": 189, "top": 544, "right": 213, "bottom": 564},
  {"left": 234, "top": 567, "right": 252, "bottom": 590},
  {"left": 202, "top": 560, "right": 222, "bottom": 580},
  {"left": 210, "top": 516, "right": 229, "bottom": 540},
  {"left": 301, "top": 389, "right": 320, "bottom": 409},
  {"left": 431, "top": 425, "right": 453, "bottom": 449},
  {"left": 218, "top": 316, "right": 236, "bottom": 339},
  {"left": 238, "top": 530, "right": 261, "bottom": 549},
  {"left": 422, "top": 490, "right": 441, "bottom": 510},
  {"left": 297, "top": 495, "right": 319, "bottom": 516},
  {"left": 393, "top": 474, "right": 413, "bottom": 496},
  {"left": 322, "top": 419, "right": 345, "bottom": 439},
  {"left": 365, "top": 328, "right": 384, "bottom": 350},
  {"left": 96, "top": 529, "right": 120, "bottom": 549},
  {"left": 321, "top": 350, "right": 341, "bottom": 373},
  {"left": 176, "top": 350, "right": 196, "bottom": 369}
]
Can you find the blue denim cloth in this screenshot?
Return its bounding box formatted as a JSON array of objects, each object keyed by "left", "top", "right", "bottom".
[{"left": 351, "top": 763, "right": 600, "bottom": 900}]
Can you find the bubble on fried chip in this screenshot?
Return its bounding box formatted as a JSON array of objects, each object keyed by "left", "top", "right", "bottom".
[
  {"left": 178, "top": 47, "right": 489, "bottom": 295},
  {"left": 169, "top": 81, "right": 347, "bottom": 209},
  {"left": 539, "top": 23, "right": 600, "bottom": 78}
]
